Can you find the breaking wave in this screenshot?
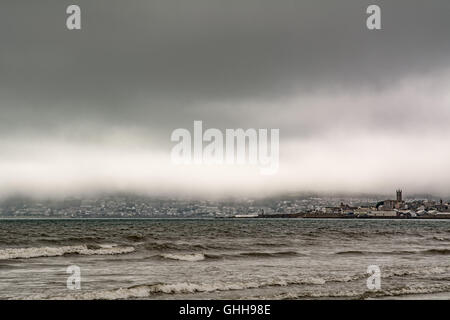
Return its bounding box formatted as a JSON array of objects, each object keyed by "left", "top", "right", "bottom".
[
  {"left": 144, "top": 241, "right": 245, "bottom": 252},
  {"left": 383, "top": 265, "right": 450, "bottom": 277},
  {"left": 268, "top": 284, "right": 450, "bottom": 300},
  {"left": 159, "top": 253, "right": 206, "bottom": 261},
  {"left": 0, "top": 244, "right": 135, "bottom": 260},
  {"left": 156, "top": 250, "right": 300, "bottom": 262},
  {"left": 360, "top": 284, "right": 450, "bottom": 299},
  {"left": 25, "top": 264, "right": 450, "bottom": 300},
  {"left": 43, "top": 276, "right": 328, "bottom": 300}
]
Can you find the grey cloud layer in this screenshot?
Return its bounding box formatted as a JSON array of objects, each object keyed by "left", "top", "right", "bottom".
[
  {"left": 1, "top": 1, "right": 450, "bottom": 195},
  {"left": 1, "top": 1, "right": 450, "bottom": 128}
]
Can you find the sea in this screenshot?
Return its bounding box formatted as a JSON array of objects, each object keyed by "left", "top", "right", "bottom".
[{"left": 0, "top": 218, "right": 449, "bottom": 300}]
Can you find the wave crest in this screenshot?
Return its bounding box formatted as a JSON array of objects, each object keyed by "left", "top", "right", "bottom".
[
  {"left": 159, "top": 253, "right": 206, "bottom": 261},
  {"left": 0, "top": 245, "right": 135, "bottom": 260},
  {"left": 44, "top": 276, "right": 327, "bottom": 300}
]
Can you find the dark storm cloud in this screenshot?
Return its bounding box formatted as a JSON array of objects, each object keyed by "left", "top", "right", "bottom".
[
  {"left": 1, "top": 1, "right": 450, "bottom": 196},
  {"left": 1, "top": 0, "right": 450, "bottom": 132}
]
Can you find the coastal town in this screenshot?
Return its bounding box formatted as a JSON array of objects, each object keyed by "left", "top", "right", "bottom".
[
  {"left": 294, "top": 190, "right": 450, "bottom": 219},
  {"left": 1, "top": 190, "right": 450, "bottom": 219}
]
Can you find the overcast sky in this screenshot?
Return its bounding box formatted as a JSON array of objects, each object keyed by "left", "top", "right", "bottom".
[{"left": 1, "top": 0, "right": 450, "bottom": 198}]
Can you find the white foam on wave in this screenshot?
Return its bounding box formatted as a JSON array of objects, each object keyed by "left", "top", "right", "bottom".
[
  {"left": 43, "top": 276, "right": 328, "bottom": 300},
  {"left": 36, "top": 280, "right": 450, "bottom": 300},
  {"left": 269, "top": 290, "right": 361, "bottom": 300},
  {"left": 160, "top": 253, "right": 206, "bottom": 261},
  {"left": 374, "top": 284, "right": 450, "bottom": 298},
  {"left": 0, "top": 245, "right": 135, "bottom": 260},
  {"left": 383, "top": 265, "right": 450, "bottom": 278},
  {"left": 265, "top": 284, "right": 450, "bottom": 300}
]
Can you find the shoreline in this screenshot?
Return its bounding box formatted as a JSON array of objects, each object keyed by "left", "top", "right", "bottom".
[
  {"left": 1, "top": 216, "right": 450, "bottom": 220},
  {"left": 254, "top": 214, "right": 450, "bottom": 219}
]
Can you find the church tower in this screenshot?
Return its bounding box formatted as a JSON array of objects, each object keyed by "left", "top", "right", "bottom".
[{"left": 396, "top": 189, "right": 402, "bottom": 202}]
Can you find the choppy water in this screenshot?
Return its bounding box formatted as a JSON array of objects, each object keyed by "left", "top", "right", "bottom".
[{"left": 0, "top": 218, "right": 449, "bottom": 300}]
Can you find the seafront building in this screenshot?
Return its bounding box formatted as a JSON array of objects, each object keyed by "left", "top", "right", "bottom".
[{"left": 315, "top": 190, "right": 450, "bottom": 218}]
